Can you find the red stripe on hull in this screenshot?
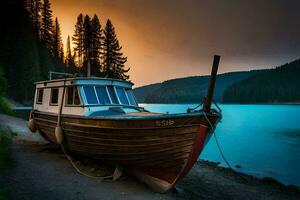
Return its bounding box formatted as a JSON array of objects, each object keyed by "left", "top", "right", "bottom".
[
  {"left": 133, "top": 124, "right": 210, "bottom": 191},
  {"left": 178, "top": 124, "right": 209, "bottom": 179}
]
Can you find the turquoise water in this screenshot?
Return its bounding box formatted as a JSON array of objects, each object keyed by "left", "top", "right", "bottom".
[{"left": 140, "top": 104, "right": 300, "bottom": 187}]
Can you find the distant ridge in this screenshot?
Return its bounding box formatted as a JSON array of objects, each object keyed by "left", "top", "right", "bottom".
[
  {"left": 223, "top": 59, "right": 300, "bottom": 103},
  {"left": 134, "top": 58, "right": 300, "bottom": 104},
  {"left": 133, "top": 71, "right": 255, "bottom": 103}
]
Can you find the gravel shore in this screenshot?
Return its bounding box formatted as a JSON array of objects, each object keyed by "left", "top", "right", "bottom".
[{"left": 1, "top": 114, "right": 299, "bottom": 200}]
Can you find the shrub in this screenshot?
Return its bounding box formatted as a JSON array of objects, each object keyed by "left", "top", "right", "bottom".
[{"left": 0, "top": 97, "right": 14, "bottom": 116}]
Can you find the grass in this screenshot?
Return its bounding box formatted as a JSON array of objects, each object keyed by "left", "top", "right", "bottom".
[
  {"left": 0, "top": 97, "right": 14, "bottom": 116},
  {"left": 0, "top": 126, "right": 16, "bottom": 200},
  {"left": 0, "top": 182, "right": 10, "bottom": 200},
  {"left": 0, "top": 126, "right": 15, "bottom": 170},
  {"left": 0, "top": 189, "right": 7, "bottom": 200}
]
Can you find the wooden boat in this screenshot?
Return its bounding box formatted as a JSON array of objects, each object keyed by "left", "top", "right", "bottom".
[{"left": 28, "top": 55, "right": 222, "bottom": 193}]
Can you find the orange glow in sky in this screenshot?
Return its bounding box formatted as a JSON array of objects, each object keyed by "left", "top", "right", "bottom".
[{"left": 51, "top": 0, "right": 300, "bottom": 87}]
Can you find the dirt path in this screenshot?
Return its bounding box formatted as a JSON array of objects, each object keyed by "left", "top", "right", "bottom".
[
  {"left": 6, "top": 141, "right": 174, "bottom": 200},
  {"left": 1, "top": 114, "right": 300, "bottom": 200}
]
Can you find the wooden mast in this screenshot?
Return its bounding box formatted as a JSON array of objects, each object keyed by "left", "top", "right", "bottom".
[
  {"left": 203, "top": 55, "right": 221, "bottom": 112},
  {"left": 55, "top": 79, "right": 67, "bottom": 144}
]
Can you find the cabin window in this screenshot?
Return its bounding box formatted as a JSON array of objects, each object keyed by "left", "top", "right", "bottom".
[
  {"left": 107, "top": 86, "right": 118, "bottom": 104},
  {"left": 36, "top": 89, "right": 43, "bottom": 104},
  {"left": 66, "top": 87, "right": 81, "bottom": 105},
  {"left": 126, "top": 90, "right": 137, "bottom": 105},
  {"left": 74, "top": 88, "right": 80, "bottom": 105},
  {"left": 116, "top": 88, "right": 129, "bottom": 105},
  {"left": 83, "top": 86, "right": 98, "bottom": 105},
  {"left": 50, "top": 88, "right": 59, "bottom": 105},
  {"left": 95, "top": 86, "right": 111, "bottom": 105}
]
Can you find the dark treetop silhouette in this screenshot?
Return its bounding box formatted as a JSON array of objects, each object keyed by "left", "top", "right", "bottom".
[{"left": 0, "top": 0, "right": 130, "bottom": 104}]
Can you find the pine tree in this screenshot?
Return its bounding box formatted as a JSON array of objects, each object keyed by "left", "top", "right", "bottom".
[
  {"left": 24, "top": 0, "right": 33, "bottom": 15},
  {"left": 65, "top": 35, "right": 72, "bottom": 68},
  {"left": 102, "top": 19, "right": 130, "bottom": 80},
  {"left": 59, "top": 46, "right": 64, "bottom": 63},
  {"left": 72, "top": 50, "right": 79, "bottom": 73},
  {"left": 83, "top": 15, "right": 92, "bottom": 73},
  {"left": 33, "top": 0, "right": 42, "bottom": 36},
  {"left": 91, "top": 14, "right": 102, "bottom": 76},
  {"left": 24, "top": 0, "right": 42, "bottom": 36},
  {"left": 24, "top": 0, "right": 36, "bottom": 21},
  {"left": 65, "top": 35, "right": 76, "bottom": 73},
  {"left": 41, "top": 0, "right": 53, "bottom": 52},
  {"left": 52, "top": 18, "right": 63, "bottom": 61},
  {"left": 72, "top": 14, "right": 84, "bottom": 70}
]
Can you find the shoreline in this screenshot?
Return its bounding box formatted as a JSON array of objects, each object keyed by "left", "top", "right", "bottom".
[
  {"left": 1, "top": 114, "right": 300, "bottom": 199},
  {"left": 3, "top": 139, "right": 300, "bottom": 200},
  {"left": 196, "top": 160, "right": 300, "bottom": 191},
  {"left": 139, "top": 103, "right": 300, "bottom": 105}
]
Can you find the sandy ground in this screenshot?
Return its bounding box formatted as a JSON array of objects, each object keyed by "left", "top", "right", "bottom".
[{"left": 0, "top": 114, "right": 300, "bottom": 200}]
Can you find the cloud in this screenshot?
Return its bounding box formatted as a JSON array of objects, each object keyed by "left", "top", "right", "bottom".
[{"left": 52, "top": 0, "right": 300, "bottom": 86}]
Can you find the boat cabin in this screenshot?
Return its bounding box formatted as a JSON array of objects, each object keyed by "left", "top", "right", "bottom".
[{"left": 33, "top": 78, "right": 141, "bottom": 116}]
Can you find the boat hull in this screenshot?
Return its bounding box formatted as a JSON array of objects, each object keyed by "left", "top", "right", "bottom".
[{"left": 31, "top": 111, "right": 220, "bottom": 192}]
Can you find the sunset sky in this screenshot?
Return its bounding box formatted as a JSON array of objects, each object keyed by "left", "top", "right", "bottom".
[{"left": 51, "top": 0, "right": 300, "bottom": 87}]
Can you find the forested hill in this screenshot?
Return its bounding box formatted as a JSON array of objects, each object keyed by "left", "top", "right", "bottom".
[
  {"left": 133, "top": 71, "right": 255, "bottom": 103},
  {"left": 0, "top": 0, "right": 130, "bottom": 106},
  {"left": 222, "top": 59, "right": 300, "bottom": 103}
]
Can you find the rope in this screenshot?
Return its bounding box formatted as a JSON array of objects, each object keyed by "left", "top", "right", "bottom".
[
  {"left": 213, "top": 100, "right": 222, "bottom": 113},
  {"left": 60, "top": 144, "right": 120, "bottom": 180},
  {"left": 203, "top": 112, "right": 249, "bottom": 183}
]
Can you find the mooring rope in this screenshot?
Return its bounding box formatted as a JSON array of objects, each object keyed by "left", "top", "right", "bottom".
[
  {"left": 57, "top": 80, "right": 121, "bottom": 180},
  {"left": 203, "top": 112, "right": 249, "bottom": 183},
  {"left": 60, "top": 144, "right": 120, "bottom": 180}
]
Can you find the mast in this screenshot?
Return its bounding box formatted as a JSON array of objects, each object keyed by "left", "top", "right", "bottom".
[
  {"left": 203, "top": 55, "right": 221, "bottom": 112},
  {"left": 55, "top": 79, "right": 67, "bottom": 144}
]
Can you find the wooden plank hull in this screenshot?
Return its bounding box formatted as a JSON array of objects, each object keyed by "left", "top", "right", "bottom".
[{"left": 31, "top": 111, "right": 220, "bottom": 192}]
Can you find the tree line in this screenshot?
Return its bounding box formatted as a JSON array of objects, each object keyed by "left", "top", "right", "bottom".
[
  {"left": 67, "top": 14, "right": 129, "bottom": 80},
  {"left": 222, "top": 59, "right": 300, "bottom": 103},
  {"left": 0, "top": 0, "right": 59, "bottom": 103},
  {"left": 25, "top": 0, "right": 64, "bottom": 70},
  {"left": 0, "top": 0, "right": 130, "bottom": 105},
  {"left": 133, "top": 72, "right": 254, "bottom": 103},
  {"left": 25, "top": 0, "right": 130, "bottom": 80}
]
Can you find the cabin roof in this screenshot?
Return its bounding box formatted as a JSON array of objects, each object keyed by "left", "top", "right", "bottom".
[{"left": 34, "top": 77, "right": 134, "bottom": 86}]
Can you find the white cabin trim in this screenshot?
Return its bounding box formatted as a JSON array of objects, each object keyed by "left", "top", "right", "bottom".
[{"left": 33, "top": 78, "right": 139, "bottom": 117}]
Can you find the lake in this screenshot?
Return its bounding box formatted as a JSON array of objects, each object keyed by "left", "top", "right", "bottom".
[{"left": 140, "top": 104, "right": 300, "bottom": 187}]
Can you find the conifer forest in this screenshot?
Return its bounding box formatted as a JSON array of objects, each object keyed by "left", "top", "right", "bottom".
[{"left": 0, "top": 0, "right": 129, "bottom": 104}]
